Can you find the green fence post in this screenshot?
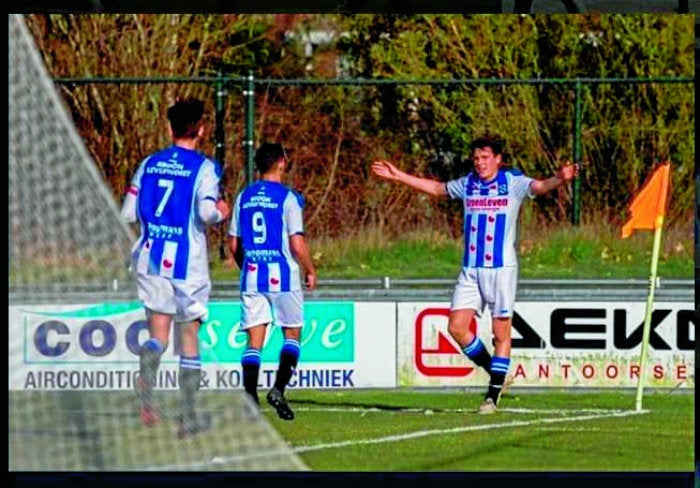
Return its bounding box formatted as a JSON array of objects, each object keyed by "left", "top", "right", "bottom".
[
  {"left": 215, "top": 71, "right": 226, "bottom": 173},
  {"left": 244, "top": 71, "right": 255, "bottom": 184},
  {"left": 572, "top": 78, "right": 582, "bottom": 226},
  {"left": 215, "top": 71, "right": 227, "bottom": 260}
]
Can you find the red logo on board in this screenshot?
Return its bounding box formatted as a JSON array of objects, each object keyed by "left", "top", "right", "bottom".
[{"left": 414, "top": 308, "right": 478, "bottom": 377}]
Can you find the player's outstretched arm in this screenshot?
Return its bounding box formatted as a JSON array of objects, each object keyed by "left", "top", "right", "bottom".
[
  {"left": 530, "top": 161, "right": 579, "bottom": 196},
  {"left": 371, "top": 160, "right": 447, "bottom": 197},
  {"left": 290, "top": 234, "right": 317, "bottom": 291}
]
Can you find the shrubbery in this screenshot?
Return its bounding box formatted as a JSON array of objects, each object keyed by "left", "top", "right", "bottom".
[{"left": 27, "top": 13, "right": 694, "bottom": 240}]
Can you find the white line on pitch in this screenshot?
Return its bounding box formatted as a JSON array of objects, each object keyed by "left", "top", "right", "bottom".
[
  {"left": 291, "top": 409, "right": 647, "bottom": 454},
  {"left": 293, "top": 406, "right": 630, "bottom": 415},
  {"left": 146, "top": 408, "right": 647, "bottom": 470}
]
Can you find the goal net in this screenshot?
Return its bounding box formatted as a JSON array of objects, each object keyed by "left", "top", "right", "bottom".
[{"left": 9, "top": 14, "right": 307, "bottom": 471}]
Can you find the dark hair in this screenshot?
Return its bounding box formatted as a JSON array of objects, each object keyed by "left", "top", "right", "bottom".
[
  {"left": 254, "top": 142, "right": 285, "bottom": 174},
  {"left": 470, "top": 135, "right": 503, "bottom": 157},
  {"left": 167, "top": 98, "right": 204, "bottom": 139}
]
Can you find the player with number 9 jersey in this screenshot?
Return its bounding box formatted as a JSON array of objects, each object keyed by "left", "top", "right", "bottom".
[
  {"left": 227, "top": 142, "right": 316, "bottom": 420},
  {"left": 232, "top": 180, "right": 305, "bottom": 293}
]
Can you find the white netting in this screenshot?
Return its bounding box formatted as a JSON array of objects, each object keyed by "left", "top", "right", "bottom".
[
  {"left": 9, "top": 14, "right": 136, "bottom": 303},
  {"left": 8, "top": 14, "right": 307, "bottom": 471}
]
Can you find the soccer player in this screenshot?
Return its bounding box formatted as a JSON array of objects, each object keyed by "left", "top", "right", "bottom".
[
  {"left": 227, "top": 142, "right": 317, "bottom": 421},
  {"left": 120, "top": 97, "right": 231, "bottom": 438},
  {"left": 371, "top": 135, "right": 578, "bottom": 414}
]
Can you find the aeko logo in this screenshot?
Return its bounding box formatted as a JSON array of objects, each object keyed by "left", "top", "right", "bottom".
[{"left": 414, "top": 308, "right": 478, "bottom": 377}]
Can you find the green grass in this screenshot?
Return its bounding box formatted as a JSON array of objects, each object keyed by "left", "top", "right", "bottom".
[
  {"left": 267, "top": 388, "right": 694, "bottom": 471},
  {"left": 9, "top": 388, "right": 693, "bottom": 472},
  {"left": 211, "top": 221, "right": 694, "bottom": 280},
  {"left": 12, "top": 221, "right": 691, "bottom": 285}
]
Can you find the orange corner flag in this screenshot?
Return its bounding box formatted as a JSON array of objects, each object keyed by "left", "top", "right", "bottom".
[{"left": 621, "top": 162, "right": 671, "bottom": 239}]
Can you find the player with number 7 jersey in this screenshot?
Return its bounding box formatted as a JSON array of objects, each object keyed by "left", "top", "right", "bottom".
[
  {"left": 126, "top": 145, "right": 222, "bottom": 281},
  {"left": 121, "top": 98, "right": 231, "bottom": 439}
]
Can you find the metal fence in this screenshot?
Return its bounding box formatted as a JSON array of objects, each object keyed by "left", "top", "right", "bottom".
[
  {"left": 54, "top": 74, "right": 694, "bottom": 225},
  {"left": 9, "top": 277, "right": 694, "bottom": 304}
]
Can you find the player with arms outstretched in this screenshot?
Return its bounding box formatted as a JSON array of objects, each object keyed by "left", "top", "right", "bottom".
[
  {"left": 227, "top": 142, "right": 317, "bottom": 421},
  {"left": 121, "top": 97, "right": 231, "bottom": 438},
  {"left": 372, "top": 135, "right": 577, "bottom": 413}
]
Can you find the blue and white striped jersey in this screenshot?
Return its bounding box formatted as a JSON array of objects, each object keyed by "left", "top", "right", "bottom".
[
  {"left": 129, "top": 145, "right": 222, "bottom": 281},
  {"left": 446, "top": 168, "right": 534, "bottom": 268},
  {"left": 229, "top": 181, "right": 305, "bottom": 293}
]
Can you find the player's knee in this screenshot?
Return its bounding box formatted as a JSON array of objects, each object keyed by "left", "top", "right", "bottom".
[
  {"left": 447, "top": 321, "right": 467, "bottom": 342},
  {"left": 491, "top": 333, "right": 510, "bottom": 348}
]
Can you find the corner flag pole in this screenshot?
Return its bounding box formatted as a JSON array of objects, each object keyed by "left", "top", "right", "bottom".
[
  {"left": 634, "top": 214, "right": 664, "bottom": 412},
  {"left": 623, "top": 161, "right": 670, "bottom": 413}
]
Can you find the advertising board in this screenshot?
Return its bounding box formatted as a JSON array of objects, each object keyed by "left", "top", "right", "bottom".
[
  {"left": 10, "top": 301, "right": 397, "bottom": 390},
  {"left": 397, "top": 301, "right": 694, "bottom": 388}
]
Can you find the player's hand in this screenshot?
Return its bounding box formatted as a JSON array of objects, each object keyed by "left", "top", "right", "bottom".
[
  {"left": 216, "top": 199, "right": 232, "bottom": 221},
  {"left": 371, "top": 160, "right": 402, "bottom": 181},
  {"left": 305, "top": 271, "right": 318, "bottom": 291},
  {"left": 557, "top": 161, "right": 579, "bottom": 182}
]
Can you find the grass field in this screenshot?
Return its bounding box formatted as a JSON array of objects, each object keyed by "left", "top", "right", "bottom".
[
  {"left": 266, "top": 388, "right": 694, "bottom": 471},
  {"left": 210, "top": 221, "right": 695, "bottom": 281},
  {"left": 9, "top": 387, "right": 693, "bottom": 472}
]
